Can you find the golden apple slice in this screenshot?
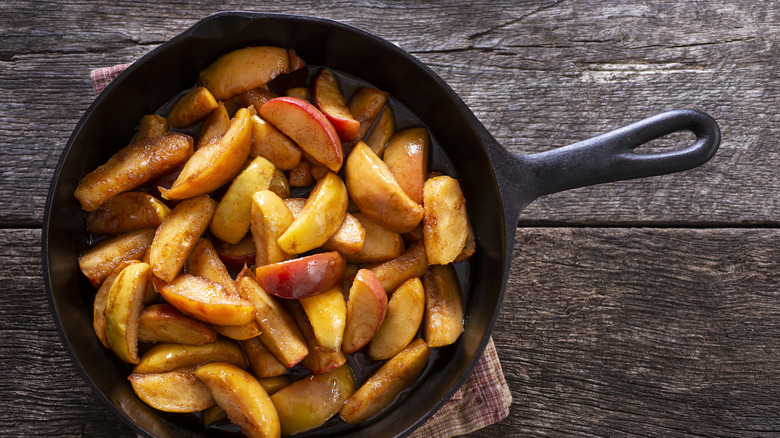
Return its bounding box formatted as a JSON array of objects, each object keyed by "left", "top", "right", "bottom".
[
  {"left": 203, "top": 405, "right": 229, "bottom": 427},
  {"left": 155, "top": 274, "right": 255, "bottom": 326},
  {"left": 284, "top": 198, "right": 365, "bottom": 255},
  {"left": 149, "top": 194, "right": 216, "bottom": 282},
  {"left": 367, "top": 241, "right": 429, "bottom": 293},
  {"left": 254, "top": 251, "right": 345, "bottom": 299},
  {"left": 214, "top": 235, "right": 256, "bottom": 271},
  {"left": 213, "top": 322, "right": 262, "bottom": 341},
  {"left": 313, "top": 68, "right": 360, "bottom": 142},
  {"left": 344, "top": 213, "right": 403, "bottom": 264},
  {"left": 242, "top": 337, "right": 288, "bottom": 378},
  {"left": 277, "top": 172, "right": 348, "bottom": 254},
  {"left": 79, "top": 228, "right": 155, "bottom": 288},
  {"left": 74, "top": 132, "right": 193, "bottom": 211},
  {"left": 364, "top": 106, "right": 394, "bottom": 157},
  {"left": 167, "top": 86, "right": 219, "bottom": 128},
  {"left": 196, "top": 101, "right": 229, "bottom": 150},
  {"left": 240, "top": 86, "right": 277, "bottom": 112},
  {"left": 235, "top": 269, "right": 309, "bottom": 368},
  {"left": 137, "top": 303, "right": 217, "bottom": 345},
  {"left": 367, "top": 278, "right": 425, "bottom": 360},
  {"left": 422, "top": 264, "right": 464, "bottom": 347},
  {"left": 299, "top": 286, "right": 346, "bottom": 353},
  {"left": 250, "top": 114, "right": 302, "bottom": 171},
  {"left": 93, "top": 260, "right": 140, "bottom": 348},
  {"left": 453, "top": 219, "right": 476, "bottom": 263},
  {"left": 185, "top": 239, "right": 237, "bottom": 294},
  {"left": 104, "top": 261, "right": 151, "bottom": 363},
  {"left": 285, "top": 299, "right": 347, "bottom": 374},
  {"left": 198, "top": 46, "right": 293, "bottom": 101},
  {"left": 340, "top": 338, "right": 430, "bottom": 424},
  {"left": 129, "top": 368, "right": 216, "bottom": 413},
  {"left": 342, "top": 269, "right": 388, "bottom": 354},
  {"left": 269, "top": 168, "right": 291, "bottom": 199},
  {"left": 348, "top": 87, "right": 389, "bottom": 140},
  {"left": 286, "top": 87, "right": 310, "bottom": 101},
  {"left": 259, "top": 375, "right": 292, "bottom": 395},
  {"left": 210, "top": 156, "right": 275, "bottom": 244},
  {"left": 250, "top": 190, "right": 295, "bottom": 267},
  {"left": 194, "top": 363, "right": 281, "bottom": 438},
  {"left": 134, "top": 114, "right": 168, "bottom": 142},
  {"left": 86, "top": 191, "right": 170, "bottom": 236},
  {"left": 133, "top": 338, "right": 247, "bottom": 374},
  {"left": 383, "top": 127, "right": 428, "bottom": 205},
  {"left": 287, "top": 160, "right": 314, "bottom": 187},
  {"left": 345, "top": 141, "right": 423, "bottom": 233},
  {"left": 271, "top": 364, "right": 356, "bottom": 436},
  {"left": 422, "top": 175, "right": 469, "bottom": 265},
  {"left": 160, "top": 108, "right": 252, "bottom": 200},
  {"left": 259, "top": 96, "right": 343, "bottom": 172}
]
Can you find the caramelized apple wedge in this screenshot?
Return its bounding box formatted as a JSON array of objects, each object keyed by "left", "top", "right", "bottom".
[
  {"left": 383, "top": 127, "right": 428, "bottom": 205},
  {"left": 348, "top": 87, "right": 389, "bottom": 140},
  {"left": 344, "top": 213, "right": 403, "bottom": 264},
  {"left": 422, "top": 264, "right": 464, "bottom": 347},
  {"left": 364, "top": 106, "right": 394, "bottom": 157},
  {"left": 197, "top": 101, "right": 230, "bottom": 150},
  {"left": 271, "top": 364, "right": 356, "bottom": 436},
  {"left": 155, "top": 274, "right": 255, "bottom": 326},
  {"left": 79, "top": 228, "right": 155, "bottom": 288},
  {"left": 215, "top": 235, "right": 256, "bottom": 271},
  {"left": 74, "top": 132, "right": 193, "bottom": 211},
  {"left": 185, "top": 239, "right": 238, "bottom": 294},
  {"left": 93, "top": 259, "right": 141, "bottom": 348},
  {"left": 284, "top": 198, "right": 365, "bottom": 255},
  {"left": 242, "top": 337, "right": 288, "bottom": 378},
  {"left": 368, "top": 277, "right": 425, "bottom": 360},
  {"left": 160, "top": 107, "right": 252, "bottom": 200},
  {"left": 104, "top": 261, "right": 151, "bottom": 363},
  {"left": 194, "top": 362, "right": 281, "bottom": 438},
  {"left": 367, "top": 241, "right": 429, "bottom": 293},
  {"left": 167, "top": 86, "right": 219, "bottom": 128},
  {"left": 129, "top": 368, "right": 216, "bottom": 413},
  {"left": 198, "top": 45, "right": 294, "bottom": 101},
  {"left": 422, "top": 175, "right": 469, "bottom": 265},
  {"left": 299, "top": 286, "right": 347, "bottom": 353},
  {"left": 137, "top": 303, "right": 217, "bottom": 346},
  {"left": 340, "top": 338, "right": 430, "bottom": 424},
  {"left": 254, "top": 251, "right": 345, "bottom": 299},
  {"left": 250, "top": 114, "right": 302, "bottom": 171},
  {"left": 342, "top": 269, "right": 388, "bottom": 354},
  {"left": 286, "top": 300, "right": 347, "bottom": 374},
  {"left": 250, "top": 190, "right": 295, "bottom": 266},
  {"left": 133, "top": 338, "right": 247, "bottom": 374},
  {"left": 86, "top": 192, "right": 170, "bottom": 236},
  {"left": 134, "top": 114, "right": 168, "bottom": 142},
  {"left": 314, "top": 68, "right": 360, "bottom": 142}
]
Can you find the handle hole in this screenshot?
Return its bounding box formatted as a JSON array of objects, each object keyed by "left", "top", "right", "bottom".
[{"left": 632, "top": 130, "right": 697, "bottom": 155}]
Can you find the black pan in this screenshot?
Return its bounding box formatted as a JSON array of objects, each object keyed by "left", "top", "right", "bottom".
[{"left": 42, "top": 12, "right": 720, "bottom": 438}]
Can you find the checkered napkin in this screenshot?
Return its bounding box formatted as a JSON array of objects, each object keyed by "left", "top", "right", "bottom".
[{"left": 91, "top": 64, "right": 512, "bottom": 437}]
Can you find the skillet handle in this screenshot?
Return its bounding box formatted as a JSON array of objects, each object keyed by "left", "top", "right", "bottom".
[{"left": 520, "top": 109, "right": 720, "bottom": 199}]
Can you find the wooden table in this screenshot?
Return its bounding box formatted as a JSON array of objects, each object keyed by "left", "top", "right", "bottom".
[{"left": 3, "top": 1, "right": 778, "bottom": 436}]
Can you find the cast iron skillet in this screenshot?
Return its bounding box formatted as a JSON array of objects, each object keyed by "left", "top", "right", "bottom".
[{"left": 42, "top": 11, "right": 720, "bottom": 438}]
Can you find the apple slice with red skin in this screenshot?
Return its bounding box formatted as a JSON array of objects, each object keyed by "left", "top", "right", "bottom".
[
  {"left": 259, "top": 96, "right": 343, "bottom": 172},
  {"left": 314, "top": 69, "right": 360, "bottom": 142},
  {"left": 342, "top": 269, "right": 388, "bottom": 353},
  {"left": 254, "top": 251, "right": 345, "bottom": 299}
]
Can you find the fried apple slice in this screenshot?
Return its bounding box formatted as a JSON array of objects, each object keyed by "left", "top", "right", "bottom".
[
  {"left": 271, "top": 364, "right": 356, "bottom": 436},
  {"left": 368, "top": 278, "right": 425, "bottom": 360},
  {"left": 210, "top": 156, "right": 275, "bottom": 244},
  {"left": 277, "top": 172, "right": 348, "bottom": 255},
  {"left": 186, "top": 239, "right": 237, "bottom": 293},
  {"left": 340, "top": 338, "right": 430, "bottom": 424},
  {"left": 250, "top": 114, "right": 302, "bottom": 170},
  {"left": 214, "top": 235, "right": 256, "bottom": 271},
  {"left": 242, "top": 337, "right": 288, "bottom": 378},
  {"left": 160, "top": 108, "right": 252, "bottom": 200},
  {"left": 342, "top": 269, "right": 388, "bottom": 354},
  {"left": 194, "top": 362, "right": 281, "bottom": 438},
  {"left": 213, "top": 322, "right": 262, "bottom": 341},
  {"left": 453, "top": 219, "right": 476, "bottom": 263},
  {"left": 422, "top": 175, "right": 468, "bottom": 265},
  {"left": 283, "top": 198, "right": 365, "bottom": 255},
  {"left": 134, "top": 114, "right": 168, "bottom": 142},
  {"left": 79, "top": 228, "right": 155, "bottom": 288},
  {"left": 74, "top": 132, "right": 194, "bottom": 211},
  {"left": 155, "top": 274, "right": 255, "bottom": 326},
  {"left": 93, "top": 260, "right": 141, "bottom": 348},
  {"left": 86, "top": 192, "right": 170, "bottom": 236},
  {"left": 422, "top": 264, "right": 464, "bottom": 347},
  {"left": 254, "top": 251, "right": 345, "bottom": 299},
  {"left": 196, "top": 101, "right": 230, "bottom": 150},
  {"left": 198, "top": 46, "right": 293, "bottom": 101},
  {"left": 286, "top": 87, "right": 310, "bottom": 101},
  {"left": 104, "top": 261, "right": 151, "bottom": 363},
  {"left": 250, "top": 190, "right": 295, "bottom": 267},
  {"left": 344, "top": 213, "right": 403, "bottom": 264},
  {"left": 345, "top": 141, "right": 423, "bottom": 233},
  {"left": 129, "top": 369, "right": 216, "bottom": 413},
  {"left": 367, "top": 241, "right": 429, "bottom": 294},
  {"left": 149, "top": 194, "right": 216, "bottom": 282},
  {"left": 167, "top": 86, "right": 219, "bottom": 128},
  {"left": 383, "top": 127, "right": 428, "bottom": 205},
  {"left": 133, "top": 338, "right": 247, "bottom": 374},
  {"left": 314, "top": 68, "right": 360, "bottom": 142},
  {"left": 299, "top": 286, "right": 347, "bottom": 353},
  {"left": 348, "top": 87, "right": 389, "bottom": 140},
  {"left": 364, "top": 106, "right": 394, "bottom": 157},
  {"left": 287, "top": 160, "right": 314, "bottom": 187},
  {"left": 268, "top": 168, "right": 291, "bottom": 199},
  {"left": 137, "top": 303, "right": 217, "bottom": 345},
  {"left": 285, "top": 300, "right": 347, "bottom": 374},
  {"left": 240, "top": 86, "right": 277, "bottom": 112}
]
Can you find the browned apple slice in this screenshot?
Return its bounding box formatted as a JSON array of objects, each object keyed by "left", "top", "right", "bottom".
[
  {"left": 259, "top": 375, "right": 292, "bottom": 395},
  {"left": 104, "top": 261, "right": 151, "bottom": 363},
  {"left": 383, "top": 127, "right": 428, "bottom": 205},
  {"left": 342, "top": 269, "right": 388, "bottom": 354},
  {"left": 239, "top": 86, "right": 277, "bottom": 112},
  {"left": 129, "top": 368, "right": 216, "bottom": 413},
  {"left": 313, "top": 68, "right": 360, "bottom": 142},
  {"left": 364, "top": 106, "right": 394, "bottom": 157},
  {"left": 93, "top": 260, "right": 141, "bottom": 348},
  {"left": 277, "top": 172, "right": 348, "bottom": 255},
  {"left": 137, "top": 303, "right": 217, "bottom": 345},
  {"left": 185, "top": 239, "right": 237, "bottom": 294},
  {"left": 133, "top": 338, "right": 248, "bottom": 374},
  {"left": 155, "top": 274, "right": 255, "bottom": 326},
  {"left": 345, "top": 141, "right": 423, "bottom": 233},
  {"left": 299, "top": 286, "right": 346, "bottom": 353},
  {"left": 254, "top": 251, "right": 345, "bottom": 299},
  {"left": 235, "top": 269, "right": 309, "bottom": 368},
  {"left": 74, "top": 132, "right": 194, "bottom": 211},
  {"left": 250, "top": 114, "right": 302, "bottom": 170},
  {"left": 79, "top": 228, "right": 155, "bottom": 288},
  {"left": 285, "top": 300, "right": 347, "bottom": 374},
  {"left": 344, "top": 213, "right": 404, "bottom": 264},
  {"left": 422, "top": 175, "right": 469, "bottom": 265},
  {"left": 340, "top": 338, "right": 430, "bottom": 424},
  {"left": 198, "top": 45, "right": 293, "bottom": 101},
  {"left": 453, "top": 219, "right": 476, "bottom": 263},
  {"left": 167, "top": 86, "right": 219, "bottom": 128},
  {"left": 268, "top": 168, "right": 291, "bottom": 199},
  {"left": 422, "top": 264, "right": 464, "bottom": 347},
  {"left": 209, "top": 155, "right": 275, "bottom": 244},
  {"left": 271, "top": 364, "right": 356, "bottom": 436},
  {"left": 212, "top": 322, "right": 262, "bottom": 341},
  {"left": 194, "top": 362, "right": 281, "bottom": 438},
  {"left": 242, "top": 337, "right": 288, "bottom": 378},
  {"left": 160, "top": 108, "right": 252, "bottom": 200},
  {"left": 149, "top": 194, "right": 216, "bottom": 282},
  {"left": 197, "top": 101, "right": 230, "bottom": 150},
  {"left": 367, "top": 241, "right": 429, "bottom": 293},
  {"left": 250, "top": 190, "right": 295, "bottom": 267},
  {"left": 214, "top": 235, "right": 256, "bottom": 271},
  {"left": 259, "top": 96, "right": 343, "bottom": 172},
  {"left": 86, "top": 192, "right": 170, "bottom": 236},
  {"left": 348, "top": 87, "right": 389, "bottom": 140},
  {"left": 134, "top": 114, "right": 168, "bottom": 142},
  {"left": 287, "top": 160, "right": 314, "bottom": 187},
  {"left": 367, "top": 278, "right": 425, "bottom": 360},
  {"left": 284, "top": 198, "right": 365, "bottom": 255},
  {"left": 286, "top": 87, "right": 310, "bottom": 101}
]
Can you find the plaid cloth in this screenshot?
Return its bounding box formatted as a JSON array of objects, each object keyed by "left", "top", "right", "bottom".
[{"left": 91, "top": 64, "right": 512, "bottom": 437}]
